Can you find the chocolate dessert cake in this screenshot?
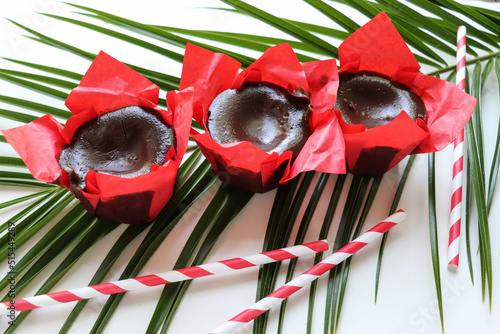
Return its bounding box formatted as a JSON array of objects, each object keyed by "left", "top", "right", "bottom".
[
  {"left": 335, "top": 72, "right": 426, "bottom": 129},
  {"left": 207, "top": 82, "right": 311, "bottom": 158},
  {"left": 59, "top": 105, "right": 175, "bottom": 189}
]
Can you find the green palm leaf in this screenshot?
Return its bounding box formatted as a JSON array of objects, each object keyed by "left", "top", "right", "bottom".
[
  {"left": 43, "top": 14, "right": 185, "bottom": 63},
  {"left": 428, "top": 153, "right": 444, "bottom": 331},
  {"left": 0, "top": 1, "right": 499, "bottom": 333},
  {"left": 277, "top": 172, "right": 330, "bottom": 333},
  {"left": 221, "top": 0, "right": 339, "bottom": 57},
  {"left": 2, "top": 58, "right": 83, "bottom": 81},
  {"left": 63, "top": 3, "right": 257, "bottom": 67},
  {"left": 0, "top": 95, "right": 71, "bottom": 119},
  {"left": 488, "top": 58, "right": 500, "bottom": 211},
  {"left": 405, "top": 0, "right": 499, "bottom": 49},
  {"left": 0, "top": 70, "right": 68, "bottom": 100}
]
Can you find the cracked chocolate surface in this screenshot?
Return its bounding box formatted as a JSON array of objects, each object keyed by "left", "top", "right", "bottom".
[
  {"left": 207, "top": 82, "right": 311, "bottom": 158},
  {"left": 335, "top": 72, "right": 426, "bottom": 129},
  {"left": 59, "top": 106, "right": 175, "bottom": 189}
]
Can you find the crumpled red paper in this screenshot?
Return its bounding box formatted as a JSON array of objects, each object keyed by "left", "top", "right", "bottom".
[
  {"left": 2, "top": 51, "right": 193, "bottom": 224},
  {"left": 337, "top": 12, "right": 476, "bottom": 177},
  {"left": 180, "top": 43, "right": 346, "bottom": 193}
]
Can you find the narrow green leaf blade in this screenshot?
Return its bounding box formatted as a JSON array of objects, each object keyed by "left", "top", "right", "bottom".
[
  {"left": 487, "top": 57, "right": 500, "bottom": 212},
  {"left": 0, "top": 190, "right": 52, "bottom": 210},
  {"left": 3, "top": 57, "right": 84, "bottom": 81},
  {"left": 465, "top": 151, "right": 475, "bottom": 285},
  {"left": 7, "top": 20, "right": 180, "bottom": 91},
  {"left": 376, "top": 0, "right": 458, "bottom": 57},
  {"left": 0, "top": 95, "right": 71, "bottom": 119},
  {"left": 4, "top": 219, "right": 119, "bottom": 333},
  {"left": 375, "top": 155, "right": 416, "bottom": 302},
  {"left": 60, "top": 223, "right": 149, "bottom": 332},
  {"left": 221, "top": 0, "right": 338, "bottom": 58},
  {"left": 306, "top": 174, "right": 346, "bottom": 333},
  {"left": 88, "top": 162, "right": 216, "bottom": 332},
  {"left": 65, "top": 3, "right": 256, "bottom": 67},
  {"left": 156, "top": 187, "right": 253, "bottom": 333},
  {"left": 433, "top": 0, "right": 500, "bottom": 36},
  {"left": 0, "top": 156, "right": 25, "bottom": 168},
  {"left": 428, "top": 153, "right": 444, "bottom": 332},
  {"left": 471, "top": 62, "right": 485, "bottom": 171},
  {"left": 405, "top": 0, "right": 499, "bottom": 50},
  {"left": 148, "top": 26, "right": 319, "bottom": 63},
  {"left": 466, "top": 117, "right": 493, "bottom": 309},
  {"left": 255, "top": 176, "right": 302, "bottom": 334},
  {"left": 43, "top": 14, "right": 185, "bottom": 63},
  {"left": 0, "top": 71, "right": 68, "bottom": 100},
  {"left": 304, "top": 0, "right": 360, "bottom": 32},
  {"left": 0, "top": 108, "right": 40, "bottom": 123},
  {"left": 277, "top": 173, "right": 330, "bottom": 333},
  {"left": 0, "top": 68, "right": 77, "bottom": 90}
]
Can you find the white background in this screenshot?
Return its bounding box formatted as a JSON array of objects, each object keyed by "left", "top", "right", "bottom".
[{"left": 1, "top": 1, "right": 500, "bottom": 333}]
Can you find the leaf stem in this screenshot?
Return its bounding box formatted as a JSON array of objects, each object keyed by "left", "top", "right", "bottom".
[{"left": 426, "top": 50, "right": 500, "bottom": 77}]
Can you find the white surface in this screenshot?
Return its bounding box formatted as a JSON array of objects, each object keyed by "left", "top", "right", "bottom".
[{"left": 0, "top": 1, "right": 499, "bottom": 334}]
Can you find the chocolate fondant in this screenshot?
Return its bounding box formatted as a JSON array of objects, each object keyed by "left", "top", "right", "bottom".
[
  {"left": 207, "top": 82, "right": 311, "bottom": 158},
  {"left": 335, "top": 72, "right": 426, "bottom": 129},
  {"left": 59, "top": 106, "right": 175, "bottom": 189}
]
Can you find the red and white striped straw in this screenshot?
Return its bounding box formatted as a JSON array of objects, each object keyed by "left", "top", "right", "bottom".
[
  {"left": 209, "top": 210, "right": 407, "bottom": 334},
  {"left": 448, "top": 26, "right": 467, "bottom": 269},
  {"left": 0, "top": 240, "right": 328, "bottom": 315}
]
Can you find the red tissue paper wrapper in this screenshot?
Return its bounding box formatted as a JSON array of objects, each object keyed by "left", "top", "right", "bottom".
[
  {"left": 2, "top": 51, "right": 194, "bottom": 224},
  {"left": 180, "top": 43, "right": 346, "bottom": 193},
  {"left": 337, "top": 12, "right": 476, "bottom": 177}
]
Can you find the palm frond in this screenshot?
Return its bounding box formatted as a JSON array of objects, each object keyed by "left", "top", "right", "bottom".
[
  {"left": 276, "top": 172, "right": 330, "bottom": 333},
  {"left": 0, "top": 95, "right": 71, "bottom": 119},
  {"left": 487, "top": 58, "right": 500, "bottom": 211},
  {"left": 374, "top": 155, "right": 416, "bottom": 302},
  {"left": 2, "top": 58, "right": 84, "bottom": 81},
  {"left": 64, "top": 3, "right": 257, "bottom": 67},
  {"left": 43, "top": 14, "right": 185, "bottom": 63},
  {"left": 221, "top": 0, "right": 339, "bottom": 57},
  {"left": 1, "top": 1, "right": 499, "bottom": 333},
  {"left": 428, "top": 153, "right": 444, "bottom": 331},
  {"left": 254, "top": 176, "right": 302, "bottom": 334}
]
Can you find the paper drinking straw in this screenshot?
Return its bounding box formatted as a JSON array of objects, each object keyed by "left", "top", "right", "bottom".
[
  {"left": 0, "top": 240, "right": 328, "bottom": 315},
  {"left": 448, "top": 26, "right": 467, "bottom": 269},
  {"left": 209, "top": 210, "right": 407, "bottom": 334}
]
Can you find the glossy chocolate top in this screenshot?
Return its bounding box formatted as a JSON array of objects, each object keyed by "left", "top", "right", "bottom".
[
  {"left": 59, "top": 106, "right": 175, "bottom": 189},
  {"left": 207, "top": 82, "right": 311, "bottom": 158},
  {"left": 335, "top": 72, "right": 426, "bottom": 129}
]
